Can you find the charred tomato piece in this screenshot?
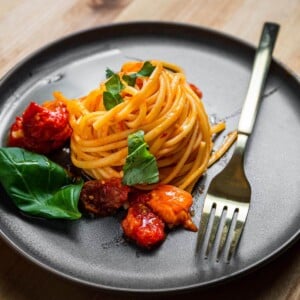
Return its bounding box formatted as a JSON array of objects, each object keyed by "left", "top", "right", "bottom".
[{"left": 80, "top": 178, "right": 130, "bottom": 216}]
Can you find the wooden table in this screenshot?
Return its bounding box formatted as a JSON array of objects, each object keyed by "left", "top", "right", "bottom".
[{"left": 0, "top": 1, "right": 299, "bottom": 299}]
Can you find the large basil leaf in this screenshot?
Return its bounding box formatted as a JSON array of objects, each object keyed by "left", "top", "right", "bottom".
[
  {"left": 122, "top": 131, "right": 159, "bottom": 185},
  {"left": 0, "top": 147, "right": 83, "bottom": 220}
]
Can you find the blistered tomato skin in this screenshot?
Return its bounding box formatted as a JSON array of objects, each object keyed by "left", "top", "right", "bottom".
[
  {"left": 8, "top": 117, "right": 24, "bottom": 147},
  {"left": 8, "top": 101, "right": 72, "bottom": 154},
  {"left": 122, "top": 202, "right": 166, "bottom": 249},
  {"left": 148, "top": 185, "right": 198, "bottom": 232}
]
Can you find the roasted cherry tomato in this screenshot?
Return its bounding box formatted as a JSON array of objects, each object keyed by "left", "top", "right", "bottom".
[
  {"left": 80, "top": 178, "right": 130, "bottom": 216},
  {"left": 148, "top": 185, "right": 197, "bottom": 231},
  {"left": 8, "top": 101, "right": 72, "bottom": 154},
  {"left": 122, "top": 202, "right": 165, "bottom": 249}
]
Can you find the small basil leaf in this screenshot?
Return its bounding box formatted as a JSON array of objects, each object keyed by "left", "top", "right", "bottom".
[
  {"left": 0, "top": 147, "right": 83, "bottom": 220},
  {"left": 122, "top": 74, "right": 137, "bottom": 86},
  {"left": 137, "top": 61, "right": 155, "bottom": 77},
  {"left": 105, "top": 68, "right": 115, "bottom": 79},
  {"left": 122, "top": 131, "right": 159, "bottom": 186},
  {"left": 103, "top": 91, "right": 123, "bottom": 110},
  {"left": 105, "top": 73, "right": 124, "bottom": 95}
]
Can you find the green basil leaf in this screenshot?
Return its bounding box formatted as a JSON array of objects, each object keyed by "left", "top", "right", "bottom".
[
  {"left": 103, "top": 91, "right": 123, "bottom": 110},
  {"left": 104, "top": 73, "right": 125, "bottom": 110},
  {"left": 122, "top": 131, "right": 159, "bottom": 186},
  {"left": 105, "top": 73, "right": 124, "bottom": 95},
  {"left": 105, "top": 68, "right": 115, "bottom": 79},
  {"left": 137, "top": 61, "right": 155, "bottom": 77},
  {"left": 104, "top": 62, "right": 155, "bottom": 110},
  {"left": 0, "top": 147, "right": 83, "bottom": 220},
  {"left": 122, "top": 73, "right": 137, "bottom": 87},
  {"left": 122, "top": 62, "right": 155, "bottom": 87}
]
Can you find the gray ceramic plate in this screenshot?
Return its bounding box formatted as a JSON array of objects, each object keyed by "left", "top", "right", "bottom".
[{"left": 0, "top": 22, "right": 299, "bottom": 293}]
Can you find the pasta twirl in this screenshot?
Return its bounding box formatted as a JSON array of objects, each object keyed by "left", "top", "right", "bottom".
[{"left": 54, "top": 60, "right": 233, "bottom": 192}]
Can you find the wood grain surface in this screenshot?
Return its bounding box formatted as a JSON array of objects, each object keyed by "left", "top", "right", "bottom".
[{"left": 0, "top": 1, "right": 299, "bottom": 299}]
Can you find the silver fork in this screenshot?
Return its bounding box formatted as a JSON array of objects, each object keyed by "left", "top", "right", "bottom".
[{"left": 197, "top": 22, "right": 280, "bottom": 262}]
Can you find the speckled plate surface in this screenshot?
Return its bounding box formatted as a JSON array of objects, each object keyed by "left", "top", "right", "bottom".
[{"left": 0, "top": 22, "right": 299, "bottom": 293}]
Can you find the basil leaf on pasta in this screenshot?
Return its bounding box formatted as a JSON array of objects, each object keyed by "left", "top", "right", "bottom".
[
  {"left": 104, "top": 73, "right": 125, "bottom": 110},
  {"left": 105, "top": 73, "right": 124, "bottom": 95},
  {"left": 105, "top": 68, "right": 115, "bottom": 79},
  {"left": 137, "top": 61, "right": 155, "bottom": 77},
  {"left": 0, "top": 147, "right": 83, "bottom": 220},
  {"left": 122, "top": 131, "right": 159, "bottom": 186},
  {"left": 122, "top": 61, "right": 155, "bottom": 87},
  {"left": 122, "top": 74, "right": 137, "bottom": 87},
  {"left": 103, "top": 91, "right": 123, "bottom": 110}
]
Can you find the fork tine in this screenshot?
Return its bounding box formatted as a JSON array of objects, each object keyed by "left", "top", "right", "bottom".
[
  {"left": 196, "top": 198, "right": 213, "bottom": 252},
  {"left": 205, "top": 203, "right": 224, "bottom": 257},
  {"left": 216, "top": 205, "right": 237, "bottom": 260},
  {"left": 226, "top": 203, "right": 249, "bottom": 261}
]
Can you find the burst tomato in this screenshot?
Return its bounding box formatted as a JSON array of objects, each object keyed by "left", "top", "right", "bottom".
[
  {"left": 122, "top": 202, "right": 166, "bottom": 249},
  {"left": 8, "top": 101, "right": 72, "bottom": 154},
  {"left": 148, "top": 185, "right": 197, "bottom": 231}
]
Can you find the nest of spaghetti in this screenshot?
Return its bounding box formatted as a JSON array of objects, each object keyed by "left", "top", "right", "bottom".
[{"left": 55, "top": 60, "right": 231, "bottom": 193}]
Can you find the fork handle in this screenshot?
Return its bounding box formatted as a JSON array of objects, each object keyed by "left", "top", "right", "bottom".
[{"left": 238, "top": 22, "right": 279, "bottom": 136}]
